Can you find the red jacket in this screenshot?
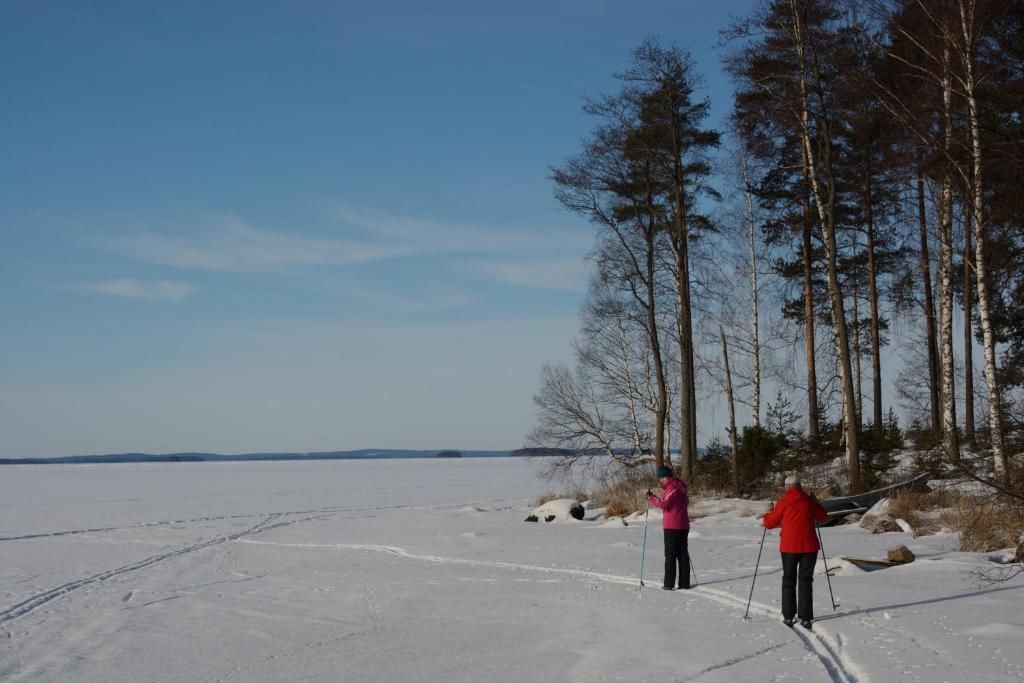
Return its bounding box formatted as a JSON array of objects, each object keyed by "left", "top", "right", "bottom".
[
  {"left": 648, "top": 477, "right": 689, "bottom": 530},
  {"left": 762, "top": 486, "right": 828, "bottom": 553}
]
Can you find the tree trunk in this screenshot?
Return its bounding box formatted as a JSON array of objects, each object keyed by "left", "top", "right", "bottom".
[
  {"left": 917, "top": 166, "right": 942, "bottom": 434},
  {"left": 789, "top": 0, "right": 859, "bottom": 492},
  {"left": 938, "top": 41, "right": 960, "bottom": 464},
  {"left": 669, "top": 108, "right": 696, "bottom": 482},
  {"left": 721, "top": 325, "right": 740, "bottom": 496},
  {"left": 959, "top": 0, "right": 1007, "bottom": 481},
  {"left": 743, "top": 157, "right": 763, "bottom": 428},
  {"left": 963, "top": 214, "right": 976, "bottom": 449},
  {"left": 853, "top": 269, "right": 864, "bottom": 432},
  {"left": 801, "top": 148, "right": 820, "bottom": 445},
  {"left": 689, "top": 321, "right": 698, "bottom": 463},
  {"left": 648, "top": 232, "right": 669, "bottom": 471},
  {"left": 675, "top": 212, "right": 695, "bottom": 482},
  {"left": 865, "top": 178, "right": 883, "bottom": 437},
  {"left": 663, "top": 389, "right": 673, "bottom": 469}
]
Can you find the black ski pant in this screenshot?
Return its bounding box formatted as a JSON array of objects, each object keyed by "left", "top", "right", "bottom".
[
  {"left": 663, "top": 528, "right": 690, "bottom": 589},
  {"left": 780, "top": 551, "right": 817, "bottom": 620}
]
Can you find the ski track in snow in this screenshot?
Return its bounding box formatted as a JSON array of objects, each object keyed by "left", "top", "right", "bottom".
[
  {"left": 0, "top": 500, "right": 521, "bottom": 543},
  {"left": 2, "top": 501, "right": 867, "bottom": 682},
  {"left": 238, "top": 539, "right": 868, "bottom": 683},
  {"left": 676, "top": 642, "right": 789, "bottom": 681},
  {"left": 0, "top": 512, "right": 323, "bottom": 624},
  {"left": 0, "top": 500, "right": 520, "bottom": 626}
]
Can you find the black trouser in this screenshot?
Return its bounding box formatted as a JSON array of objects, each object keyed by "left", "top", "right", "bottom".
[
  {"left": 663, "top": 529, "right": 690, "bottom": 589},
  {"left": 781, "top": 551, "right": 817, "bottom": 620}
]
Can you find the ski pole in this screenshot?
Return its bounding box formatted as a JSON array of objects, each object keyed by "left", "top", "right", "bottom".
[
  {"left": 639, "top": 497, "right": 650, "bottom": 591},
  {"left": 688, "top": 551, "right": 698, "bottom": 585},
  {"left": 744, "top": 527, "right": 768, "bottom": 620},
  {"left": 817, "top": 524, "right": 838, "bottom": 610}
]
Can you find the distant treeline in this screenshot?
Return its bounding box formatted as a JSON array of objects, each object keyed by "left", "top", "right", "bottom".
[
  {"left": 0, "top": 447, "right": 668, "bottom": 465},
  {"left": 0, "top": 449, "right": 517, "bottom": 465}
]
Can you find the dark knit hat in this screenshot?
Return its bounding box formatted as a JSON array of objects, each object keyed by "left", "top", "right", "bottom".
[{"left": 656, "top": 466, "right": 673, "bottom": 478}]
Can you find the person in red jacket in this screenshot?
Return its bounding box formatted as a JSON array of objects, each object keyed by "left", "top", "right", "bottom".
[
  {"left": 762, "top": 474, "right": 828, "bottom": 628},
  {"left": 647, "top": 466, "right": 690, "bottom": 590}
]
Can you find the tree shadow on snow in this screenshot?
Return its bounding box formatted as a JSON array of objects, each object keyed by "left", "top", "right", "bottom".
[
  {"left": 815, "top": 584, "right": 1024, "bottom": 622},
  {"left": 692, "top": 566, "right": 783, "bottom": 588}
]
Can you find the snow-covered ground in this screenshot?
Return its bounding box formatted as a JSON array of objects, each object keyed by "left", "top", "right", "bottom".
[{"left": 1, "top": 458, "right": 1021, "bottom": 682}]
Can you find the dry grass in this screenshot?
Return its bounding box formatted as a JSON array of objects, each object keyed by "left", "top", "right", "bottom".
[
  {"left": 885, "top": 487, "right": 1024, "bottom": 549},
  {"left": 939, "top": 499, "right": 1024, "bottom": 552},
  {"left": 894, "top": 488, "right": 960, "bottom": 510},
  {"left": 529, "top": 492, "right": 559, "bottom": 507},
  {"left": 886, "top": 490, "right": 925, "bottom": 530},
  {"left": 885, "top": 489, "right": 966, "bottom": 537},
  {"left": 591, "top": 480, "right": 648, "bottom": 518}
]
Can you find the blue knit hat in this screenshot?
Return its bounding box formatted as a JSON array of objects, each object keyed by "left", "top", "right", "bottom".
[{"left": 656, "top": 466, "right": 673, "bottom": 478}]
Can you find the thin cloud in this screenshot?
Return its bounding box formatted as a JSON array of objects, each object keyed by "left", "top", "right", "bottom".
[
  {"left": 340, "top": 285, "right": 478, "bottom": 312},
  {"left": 104, "top": 217, "right": 418, "bottom": 272},
  {"left": 468, "top": 257, "right": 588, "bottom": 291},
  {"left": 332, "top": 202, "right": 590, "bottom": 253},
  {"left": 77, "top": 279, "right": 198, "bottom": 301},
  {"left": 99, "top": 210, "right": 591, "bottom": 281}
]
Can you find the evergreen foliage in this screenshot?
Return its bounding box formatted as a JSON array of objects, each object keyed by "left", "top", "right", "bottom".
[{"left": 533, "top": 2, "right": 1024, "bottom": 501}]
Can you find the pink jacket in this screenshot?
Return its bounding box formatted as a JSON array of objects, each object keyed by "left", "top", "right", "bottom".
[{"left": 648, "top": 477, "right": 689, "bottom": 530}]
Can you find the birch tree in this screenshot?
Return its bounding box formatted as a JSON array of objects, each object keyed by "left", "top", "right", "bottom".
[{"left": 873, "top": 0, "right": 1010, "bottom": 475}]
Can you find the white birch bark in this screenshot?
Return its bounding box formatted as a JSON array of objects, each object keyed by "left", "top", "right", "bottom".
[
  {"left": 721, "top": 325, "right": 740, "bottom": 495},
  {"left": 741, "top": 154, "right": 763, "bottom": 428},
  {"left": 958, "top": 0, "right": 1008, "bottom": 481},
  {"left": 938, "top": 39, "right": 961, "bottom": 464}
]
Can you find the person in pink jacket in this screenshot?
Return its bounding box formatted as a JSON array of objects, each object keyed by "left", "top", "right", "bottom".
[{"left": 647, "top": 466, "right": 691, "bottom": 590}]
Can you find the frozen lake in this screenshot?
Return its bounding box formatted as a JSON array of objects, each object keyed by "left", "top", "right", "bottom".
[{"left": 2, "top": 459, "right": 1022, "bottom": 682}]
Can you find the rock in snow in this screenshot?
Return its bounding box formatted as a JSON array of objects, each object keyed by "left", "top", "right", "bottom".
[{"left": 887, "top": 545, "right": 915, "bottom": 564}]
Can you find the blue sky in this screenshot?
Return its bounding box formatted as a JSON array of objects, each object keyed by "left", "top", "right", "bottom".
[{"left": 0, "top": 0, "right": 759, "bottom": 457}]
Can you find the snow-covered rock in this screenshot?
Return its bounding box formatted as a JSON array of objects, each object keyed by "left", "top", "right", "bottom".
[
  {"left": 894, "top": 517, "right": 915, "bottom": 534},
  {"left": 524, "top": 498, "right": 585, "bottom": 522},
  {"left": 860, "top": 513, "right": 902, "bottom": 534},
  {"left": 985, "top": 548, "right": 1017, "bottom": 565}
]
